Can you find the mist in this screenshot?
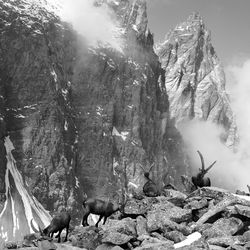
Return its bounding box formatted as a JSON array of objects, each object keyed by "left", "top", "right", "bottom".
[
  {"left": 178, "top": 60, "right": 250, "bottom": 192},
  {"left": 59, "top": 0, "right": 124, "bottom": 52}
]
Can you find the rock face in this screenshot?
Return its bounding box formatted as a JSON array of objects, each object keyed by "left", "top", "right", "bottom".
[
  {"left": 156, "top": 12, "right": 237, "bottom": 147},
  {"left": 0, "top": 0, "right": 188, "bottom": 241}
]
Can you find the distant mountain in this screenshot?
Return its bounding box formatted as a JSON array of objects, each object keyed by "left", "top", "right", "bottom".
[
  {"left": 156, "top": 12, "right": 237, "bottom": 147},
  {"left": 0, "top": 0, "right": 188, "bottom": 241}
]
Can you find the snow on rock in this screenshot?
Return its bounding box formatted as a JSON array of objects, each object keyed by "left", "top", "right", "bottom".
[
  {"left": 156, "top": 12, "right": 238, "bottom": 147},
  {"left": 0, "top": 136, "right": 51, "bottom": 242},
  {"left": 112, "top": 127, "right": 129, "bottom": 141}
]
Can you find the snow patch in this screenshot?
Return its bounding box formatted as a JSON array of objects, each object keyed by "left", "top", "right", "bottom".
[
  {"left": 112, "top": 127, "right": 129, "bottom": 141},
  {"left": 133, "top": 80, "right": 140, "bottom": 86},
  {"left": 96, "top": 106, "right": 104, "bottom": 116},
  {"left": 61, "top": 88, "right": 68, "bottom": 100},
  {"left": 23, "top": 104, "right": 37, "bottom": 109},
  {"left": 0, "top": 136, "right": 51, "bottom": 241},
  {"left": 174, "top": 232, "right": 201, "bottom": 248},
  {"left": 132, "top": 24, "right": 138, "bottom": 32},
  {"left": 51, "top": 69, "right": 57, "bottom": 82},
  {"left": 15, "top": 114, "right": 25, "bottom": 119},
  {"left": 64, "top": 120, "right": 68, "bottom": 131},
  {"left": 75, "top": 177, "right": 80, "bottom": 188},
  {"left": 142, "top": 73, "right": 147, "bottom": 80}
]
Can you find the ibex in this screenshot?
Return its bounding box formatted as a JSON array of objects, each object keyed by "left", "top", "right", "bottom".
[
  {"left": 82, "top": 192, "right": 127, "bottom": 227},
  {"left": 31, "top": 211, "right": 71, "bottom": 243},
  {"left": 191, "top": 150, "right": 216, "bottom": 189},
  {"left": 139, "top": 163, "right": 159, "bottom": 197}
]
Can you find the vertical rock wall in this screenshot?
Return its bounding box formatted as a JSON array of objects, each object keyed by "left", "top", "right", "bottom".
[{"left": 0, "top": 0, "right": 188, "bottom": 237}]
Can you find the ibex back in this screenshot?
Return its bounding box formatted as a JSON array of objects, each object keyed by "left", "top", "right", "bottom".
[{"left": 82, "top": 198, "right": 120, "bottom": 227}]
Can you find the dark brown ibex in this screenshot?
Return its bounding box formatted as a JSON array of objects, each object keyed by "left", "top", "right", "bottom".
[
  {"left": 31, "top": 211, "right": 71, "bottom": 243},
  {"left": 139, "top": 163, "right": 159, "bottom": 197},
  {"left": 82, "top": 193, "right": 127, "bottom": 227},
  {"left": 191, "top": 150, "right": 216, "bottom": 189}
]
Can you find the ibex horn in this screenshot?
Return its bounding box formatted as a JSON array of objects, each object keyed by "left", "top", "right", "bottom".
[
  {"left": 197, "top": 150, "right": 205, "bottom": 171},
  {"left": 205, "top": 160, "right": 216, "bottom": 173}
]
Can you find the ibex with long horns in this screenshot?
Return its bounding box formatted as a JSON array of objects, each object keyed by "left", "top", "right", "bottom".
[
  {"left": 191, "top": 150, "right": 216, "bottom": 189},
  {"left": 139, "top": 163, "right": 160, "bottom": 197}
]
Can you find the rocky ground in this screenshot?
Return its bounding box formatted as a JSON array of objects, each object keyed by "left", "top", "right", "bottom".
[{"left": 3, "top": 183, "right": 250, "bottom": 250}]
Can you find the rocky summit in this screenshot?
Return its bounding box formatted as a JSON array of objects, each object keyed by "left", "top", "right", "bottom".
[
  {"left": 156, "top": 12, "right": 237, "bottom": 147},
  {"left": 0, "top": 0, "right": 239, "bottom": 247}
]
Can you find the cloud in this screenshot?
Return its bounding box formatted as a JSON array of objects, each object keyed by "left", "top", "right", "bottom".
[
  {"left": 59, "top": 0, "right": 124, "bottom": 52},
  {"left": 226, "top": 60, "right": 250, "bottom": 161},
  {"left": 178, "top": 60, "right": 250, "bottom": 192}
]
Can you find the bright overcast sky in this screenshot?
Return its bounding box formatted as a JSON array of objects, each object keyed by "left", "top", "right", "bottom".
[{"left": 146, "top": 0, "right": 250, "bottom": 66}]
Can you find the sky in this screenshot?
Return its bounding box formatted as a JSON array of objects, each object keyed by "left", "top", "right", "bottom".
[{"left": 146, "top": 0, "right": 250, "bottom": 67}]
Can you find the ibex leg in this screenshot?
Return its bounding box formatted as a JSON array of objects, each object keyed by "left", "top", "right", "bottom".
[
  {"left": 95, "top": 215, "right": 103, "bottom": 227},
  {"left": 82, "top": 212, "right": 90, "bottom": 226},
  {"left": 56, "top": 230, "right": 62, "bottom": 243},
  {"left": 64, "top": 225, "right": 69, "bottom": 242}
]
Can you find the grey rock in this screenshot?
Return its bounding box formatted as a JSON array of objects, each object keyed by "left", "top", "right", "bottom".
[
  {"left": 203, "top": 218, "right": 243, "bottom": 238},
  {"left": 162, "top": 189, "right": 187, "bottom": 207},
  {"left": 164, "top": 230, "right": 186, "bottom": 243},
  {"left": 136, "top": 216, "right": 149, "bottom": 237},
  {"left": 134, "top": 240, "right": 174, "bottom": 250},
  {"left": 234, "top": 204, "right": 250, "bottom": 218},
  {"left": 243, "top": 230, "right": 250, "bottom": 241},
  {"left": 38, "top": 240, "right": 57, "bottom": 250},
  {"left": 95, "top": 243, "right": 116, "bottom": 250},
  {"left": 101, "top": 218, "right": 137, "bottom": 245},
  {"left": 69, "top": 226, "right": 102, "bottom": 250},
  {"left": 227, "top": 245, "right": 247, "bottom": 250},
  {"left": 207, "top": 236, "right": 244, "bottom": 247},
  {"left": 208, "top": 245, "right": 226, "bottom": 250},
  {"left": 184, "top": 198, "right": 208, "bottom": 210},
  {"left": 147, "top": 201, "right": 192, "bottom": 231},
  {"left": 124, "top": 197, "right": 157, "bottom": 215}
]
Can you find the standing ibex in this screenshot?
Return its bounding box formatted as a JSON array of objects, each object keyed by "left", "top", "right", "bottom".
[
  {"left": 139, "top": 163, "right": 159, "bottom": 197},
  {"left": 30, "top": 211, "right": 71, "bottom": 243},
  {"left": 82, "top": 192, "right": 127, "bottom": 227},
  {"left": 191, "top": 150, "right": 216, "bottom": 189}
]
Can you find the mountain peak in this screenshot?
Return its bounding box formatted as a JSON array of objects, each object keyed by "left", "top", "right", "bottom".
[
  {"left": 187, "top": 11, "right": 203, "bottom": 23},
  {"left": 156, "top": 13, "right": 237, "bottom": 147}
]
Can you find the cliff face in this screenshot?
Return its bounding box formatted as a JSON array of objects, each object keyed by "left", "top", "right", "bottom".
[
  {"left": 156, "top": 13, "right": 237, "bottom": 147},
  {"left": 0, "top": 0, "right": 188, "bottom": 241}
]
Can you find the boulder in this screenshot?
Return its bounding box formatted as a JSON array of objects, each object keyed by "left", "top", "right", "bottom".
[
  {"left": 134, "top": 240, "right": 174, "bottom": 250},
  {"left": 101, "top": 218, "right": 137, "bottom": 245},
  {"left": 136, "top": 216, "right": 149, "bottom": 237},
  {"left": 203, "top": 218, "right": 243, "bottom": 238},
  {"left": 124, "top": 197, "right": 157, "bottom": 215},
  {"left": 68, "top": 226, "right": 102, "bottom": 250},
  {"left": 207, "top": 236, "right": 244, "bottom": 247},
  {"left": 184, "top": 198, "right": 208, "bottom": 210},
  {"left": 147, "top": 201, "right": 192, "bottom": 231},
  {"left": 164, "top": 230, "right": 186, "bottom": 243}
]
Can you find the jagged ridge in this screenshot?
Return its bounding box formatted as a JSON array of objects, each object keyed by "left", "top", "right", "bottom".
[{"left": 156, "top": 12, "right": 237, "bottom": 147}]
